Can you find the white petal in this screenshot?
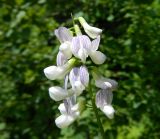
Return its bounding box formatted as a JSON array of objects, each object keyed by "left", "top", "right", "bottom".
[
  {"left": 73, "top": 81, "right": 85, "bottom": 96},
  {"left": 59, "top": 42, "right": 72, "bottom": 59},
  {"left": 78, "top": 48, "right": 88, "bottom": 63},
  {"left": 49, "top": 86, "right": 68, "bottom": 101},
  {"left": 89, "top": 51, "right": 106, "bottom": 65},
  {"left": 58, "top": 103, "right": 67, "bottom": 115},
  {"left": 71, "top": 104, "right": 79, "bottom": 112},
  {"left": 44, "top": 66, "right": 63, "bottom": 80},
  {"left": 78, "top": 17, "right": 102, "bottom": 39},
  {"left": 80, "top": 35, "right": 91, "bottom": 50},
  {"left": 79, "top": 66, "right": 89, "bottom": 86},
  {"left": 71, "top": 37, "right": 81, "bottom": 57},
  {"left": 85, "top": 26, "right": 102, "bottom": 39},
  {"left": 55, "top": 115, "right": 75, "bottom": 128},
  {"left": 91, "top": 36, "right": 100, "bottom": 51},
  {"left": 55, "top": 27, "right": 72, "bottom": 43},
  {"left": 56, "top": 51, "right": 67, "bottom": 66},
  {"left": 95, "top": 90, "right": 105, "bottom": 108},
  {"left": 95, "top": 77, "right": 118, "bottom": 90},
  {"left": 101, "top": 105, "right": 115, "bottom": 119}
]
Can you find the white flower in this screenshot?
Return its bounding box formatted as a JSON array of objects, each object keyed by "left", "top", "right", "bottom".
[
  {"left": 95, "top": 77, "right": 118, "bottom": 119},
  {"left": 69, "top": 66, "right": 89, "bottom": 96},
  {"left": 96, "top": 90, "right": 115, "bottom": 119},
  {"left": 55, "top": 27, "right": 73, "bottom": 59},
  {"left": 88, "top": 36, "right": 106, "bottom": 64},
  {"left": 71, "top": 35, "right": 106, "bottom": 64},
  {"left": 71, "top": 35, "right": 91, "bottom": 63},
  {"left": 55, "top": 98, "right": 80, "bottom": 128},
  {"left": 44, "top": 58, "right": 76, "bottom": 80},
  {"left": 78, "top": 17, "right": 102, "bottom": 39}
]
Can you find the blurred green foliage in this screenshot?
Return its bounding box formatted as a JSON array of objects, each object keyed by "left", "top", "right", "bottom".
[{"left": 0, "top": 0, "right": 160, "bottom": 139}]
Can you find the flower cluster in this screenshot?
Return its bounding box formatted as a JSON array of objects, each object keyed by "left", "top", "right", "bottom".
[{"left": 44, "top": 17, "right": 118, "bottom": 128}]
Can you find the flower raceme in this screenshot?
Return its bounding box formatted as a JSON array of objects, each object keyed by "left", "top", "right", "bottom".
[{"left": 43, "top": 16, "right": 118, "bottom": 128}]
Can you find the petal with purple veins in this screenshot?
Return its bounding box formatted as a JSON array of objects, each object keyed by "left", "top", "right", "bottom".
[
  {"left": 79, "top": 66, "right": 89, "bottom": 86},
  {"left": 55, "top": 27, "right": 72, "bottom": 43}
]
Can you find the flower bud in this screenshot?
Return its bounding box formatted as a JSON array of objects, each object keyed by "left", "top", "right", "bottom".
[{"left": 78, "top": 17, "right": 102, "bottom": 39}]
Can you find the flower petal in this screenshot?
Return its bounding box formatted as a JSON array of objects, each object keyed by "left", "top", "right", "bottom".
[
  {"left": 79, "top": 66, "right": 89, "bottom": 86},
  {"left": 101, "top": 105, "right": 115, "bottom": 119},
  {"left": 58, "top": 103, "right": 67, "bottom": 115},
  {"left": 56, "top": 51, "right": 67, "bottom": 66},
  {"left": 95, "top": 90, "right": 105, "bottom": 108},
  {"left": 69, "top": 67, "right": 79, "bottom": 86},
  {"left": 78, "top": 17, "right": 102, "bottom": 39},
  {"left": 103, "top": 89, "right": 113, "bottom": 105},
  {"left": 73, "top": 81, "right": 85, "bottom": 96},
  {"left": 91, "top": 35, "right": 100, "bottom": 51},
  {"left": 81, "top": 35, "right": 91, "bottom": 50},
  {"left": 78, "top": 48, "right": 88, "bottom": 63},
  {"left": 55, "top": 114, "right": 75, "bottom": 128},
  {"left": 55, "top": 27, "right": 72, "bottom": 43},
  {"left": 49, "top": 86, "right": 68, "bottom": 101},
  {"left": 44, "top": 66, "right": 63, "bottom": 80},
  {"left": 59, "top": 42, "right": 72, "bottom": 59},
  {"left": 89, "top": 51, "right": 106, "bottom": 65},
  {"left": 71, "top": 36, "right": 81, "bottom": 56},
  {"left": 95, "top": 77, "right": 118, "bottom": 90}
]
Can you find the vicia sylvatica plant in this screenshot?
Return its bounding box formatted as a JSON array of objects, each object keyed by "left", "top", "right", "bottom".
[{"left": 44, "top": 16, "right": 118, "bottom": 138}]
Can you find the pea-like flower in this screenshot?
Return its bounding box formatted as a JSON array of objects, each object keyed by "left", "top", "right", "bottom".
[
  {"left": 78, "top": 17, "right": 102, "bottom": 39},
  {"left": 71, "top": 35, "right": 106, "bottom": 64},
  {"left": 55, "top": 98, "right": 80, "bottom": 128},
  {"left": 55, "top": 27, "right": 73, "bottom": 59},
  {"left": 95, "top": 77, "right": 118, "bottom": 119},
  {"left": 71, "top": 35, "right": 91, "bottom": 63},
  {"left": 44, "top": 58, "right": 76, "bottom": 80},
  {"left": 69, "top": 66, "right": 89, "bottom": 96}
]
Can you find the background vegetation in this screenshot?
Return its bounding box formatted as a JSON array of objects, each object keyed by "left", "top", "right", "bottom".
[{"left": 0, "top": 0, "right": 160, "bottom": 138}]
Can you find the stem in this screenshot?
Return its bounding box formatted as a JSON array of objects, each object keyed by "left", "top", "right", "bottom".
[
  {"left": 88, "top": 82, "right": 105, "bottom": 139},
  {"left": 71, "top": 13, "right": 75, "bottom": 26}
]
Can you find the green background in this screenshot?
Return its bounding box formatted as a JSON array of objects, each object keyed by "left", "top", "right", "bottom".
[{"left": 0, "top": 0, "right": 160, "bottom": 138}]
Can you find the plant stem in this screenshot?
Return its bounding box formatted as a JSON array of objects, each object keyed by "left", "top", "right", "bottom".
[{"left": 88, "top": 82, "right": 105, "bottom": 139}]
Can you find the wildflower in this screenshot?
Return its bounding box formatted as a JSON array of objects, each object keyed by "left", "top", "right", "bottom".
[
  {"left": 95, "top": 77, "right": 118, "bottom": 119},
  {"left": 44, "top": 58, "right": 76, "bottom": 80},
  {"left": 55, "top": 98, "right": 80, "bottom": 128},
  {"left": 71, "top": 35, "right": 106, "bottom": 64},
  {"left": 55, "top": 27, "right": 73, "bottom": 59},
  {"left": 69, "top": 66, "right": 89, "bottom": 96},
  {"left": 96, "top": 89, "right": 115, "bottom": 119},
  {"left": 78, "top": 17, "right": 102, "bottom": 39},
  {"left": 71, "top": 35, "right": 91, "bottom": 63}
]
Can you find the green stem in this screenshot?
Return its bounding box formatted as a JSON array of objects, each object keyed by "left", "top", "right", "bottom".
[{"left": 88, "top": 82, "right": 105, "bottom": 139}]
